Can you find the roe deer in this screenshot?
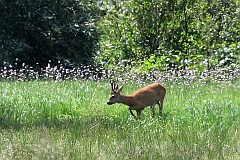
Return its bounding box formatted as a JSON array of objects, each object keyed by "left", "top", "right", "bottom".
[{"left": 107, "top": 81, "right": 166, "bottom": 119}]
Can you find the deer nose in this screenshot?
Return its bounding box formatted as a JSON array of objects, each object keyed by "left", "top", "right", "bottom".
[{"left": 107, "top": 101, "right": 112, "bottom": 105}]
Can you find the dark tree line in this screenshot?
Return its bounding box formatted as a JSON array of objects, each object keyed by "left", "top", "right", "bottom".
[{"left": 0, "top": 0, "right": 99, "bottom": 68}]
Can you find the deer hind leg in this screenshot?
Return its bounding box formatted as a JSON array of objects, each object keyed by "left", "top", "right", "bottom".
[
  {"left": 151, "top": 104, "right": 156, "bottom": 117},
  {"left": 159, "top": 92, "right": 166, "bottom": 116},
  {"left": 158, "top": 100, "right": 163, "bottom": 116}
]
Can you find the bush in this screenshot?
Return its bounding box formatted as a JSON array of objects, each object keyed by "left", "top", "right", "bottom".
[{"left": 95, "top": 0, "right": 240, "bottom": 73}]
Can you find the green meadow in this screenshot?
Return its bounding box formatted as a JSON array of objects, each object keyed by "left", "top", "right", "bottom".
[{"left": 0, "top": 80, "right": 239, "bottom": 160}]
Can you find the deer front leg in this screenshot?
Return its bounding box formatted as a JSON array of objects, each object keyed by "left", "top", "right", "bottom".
[
  {"left": 136, "top": 109, "right": 142, "bottom": 119},
  {"left": 129, "top": 108, "right": 137, "bottom": 119}
]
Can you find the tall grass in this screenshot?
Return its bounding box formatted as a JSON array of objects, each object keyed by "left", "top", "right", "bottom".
[{"left": 0, "top": 80, "right": 239, "bottom": 159}]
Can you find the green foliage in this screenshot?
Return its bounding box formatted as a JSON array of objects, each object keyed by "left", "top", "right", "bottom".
[
  {"left": 1, "top": 0, "right": 239, "bottom": 73},
  {"left": 0, "top": 0, "right": 100, "bottom": 67},
  {"left": 95, "top": 0, "right": 240, "bottom": 73}
]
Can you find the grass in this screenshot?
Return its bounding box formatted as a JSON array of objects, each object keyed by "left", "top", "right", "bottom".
[{"left": 0, "top": 80, "right": 239, "bottom": 160}]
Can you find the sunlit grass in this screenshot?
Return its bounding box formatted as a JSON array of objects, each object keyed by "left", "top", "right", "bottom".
[{"left": 0, "top": 80, "right": 239, "bottom": 159}]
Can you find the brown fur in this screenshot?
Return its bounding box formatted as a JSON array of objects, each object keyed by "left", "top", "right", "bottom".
[{"left": 107, "top": 82, "right": 166, "bottom": 119}]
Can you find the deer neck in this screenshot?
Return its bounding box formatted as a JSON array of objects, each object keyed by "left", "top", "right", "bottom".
[{"left": 118, "top": 94, "right": 134, "bottom": 106}]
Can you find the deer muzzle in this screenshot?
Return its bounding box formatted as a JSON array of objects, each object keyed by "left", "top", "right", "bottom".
[{"left": 107, "top": 101, "right": 113, "bottom": 105}]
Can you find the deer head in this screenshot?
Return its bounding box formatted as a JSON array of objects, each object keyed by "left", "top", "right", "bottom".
[{"left": 107, "top": 80, "right": 124, "bottom": 105}]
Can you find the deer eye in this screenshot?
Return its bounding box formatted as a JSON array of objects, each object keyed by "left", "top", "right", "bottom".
[{"left": 111, "top": 95, "right": 115, "bottom": 98}]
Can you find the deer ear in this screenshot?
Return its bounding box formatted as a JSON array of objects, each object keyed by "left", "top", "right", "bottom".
[{"left": 118, "top": 84, "right": 124, "bottom": 92}]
